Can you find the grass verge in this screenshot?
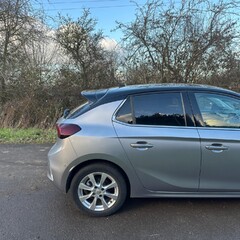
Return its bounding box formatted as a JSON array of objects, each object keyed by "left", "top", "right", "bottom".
[{"left": 0, "top": 128, "right": 56, "bottom": 144}]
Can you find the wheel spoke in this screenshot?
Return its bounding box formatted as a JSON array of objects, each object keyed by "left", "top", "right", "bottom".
[
  {"left": 100, "top": 197, "right": 109, "bottom": 210},
  {"left": 79, "top": 192, "right": 93, "bottom": 202},
  {"left": 79, "top": 182, "right": 93, "bottom": 191},
  {"left": 89, "top": 197, "right": 97, "bottom": 210},
  {"left": 99, "top": 173, "right": 107, "bottom": 187},
  {"left": 88, "top": 173, "right": 97, "bottom": 186},
  {"left": 104, "top": 192, "right": 118, "bottom": 200},
  {"left": 104, "top": 181, "right": 117, "bottom": 191}
]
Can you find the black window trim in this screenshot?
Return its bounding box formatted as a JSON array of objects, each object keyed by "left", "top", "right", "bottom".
[
  {"left": 114, "top": 90, "right": 194, "bottom": 127},
  {"left": 129, "top": 95, "right": 136, "bottom": 124}
]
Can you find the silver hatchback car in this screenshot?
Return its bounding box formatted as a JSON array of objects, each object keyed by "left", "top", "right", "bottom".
[{"left": 48, "top": 84, "right": 240, "bottom": 216}]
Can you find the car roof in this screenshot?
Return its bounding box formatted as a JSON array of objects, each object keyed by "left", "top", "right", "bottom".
[
  {"left": 108, "top": 83, "right": 223, "bottom": 94},
  {"left": 82, "top": 83, "right": 240, "bottom": 104}
]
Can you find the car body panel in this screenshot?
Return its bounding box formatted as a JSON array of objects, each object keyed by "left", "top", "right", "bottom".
[
  {"left": 198, "top": 128, "right": 240, "bottom": 191},
  {"left": 113, "top": 122, "right": 201, "bottom": 191},
  {"left": 49, "top": 101, "right": 147, "bottom": 195},
  {"left": 48, "top": 138, "right": 78, "bottom": 191},
  {"left": 188, "top": 91, "right": 240, "bottom": 191}
]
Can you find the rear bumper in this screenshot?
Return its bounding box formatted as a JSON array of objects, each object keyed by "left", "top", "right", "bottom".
[{"left": 47, "top": 139, "right": 77, "bottom": 192}]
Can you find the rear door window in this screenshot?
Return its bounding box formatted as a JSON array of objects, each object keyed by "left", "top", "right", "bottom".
[{"left": 116, "top": 92, "right": 186, "bottom": 126}]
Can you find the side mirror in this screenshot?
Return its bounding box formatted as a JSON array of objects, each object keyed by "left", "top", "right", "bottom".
[{"left": 63, "top": 108, "right": 70, "bottom": 118}]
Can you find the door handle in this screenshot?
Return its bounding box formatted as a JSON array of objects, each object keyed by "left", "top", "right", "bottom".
[
  {"left": 205, "top": 144, "right": 228, "bottom": 152},
  {"left": 130, "top": 141, "right": 153, "bottom": 150}
]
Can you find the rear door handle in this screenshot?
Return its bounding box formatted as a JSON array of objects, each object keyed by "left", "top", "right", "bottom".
[
  {"left": 205, "top": 144, "right": 228, "bottom": 152},
  {"left": 130, "top": 141, "right": 153, "bottom": 150}
]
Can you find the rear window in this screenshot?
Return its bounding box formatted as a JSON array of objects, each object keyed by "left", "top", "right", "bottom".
[
  {"left": 66, "top": 89, "right": 109, "bottom": 119},
  {"left": 66, "top": 101, "right": 91, "bottom": 119}
]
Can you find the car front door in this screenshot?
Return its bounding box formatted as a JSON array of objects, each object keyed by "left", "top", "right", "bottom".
[
  {"left": 192, "top": 92, "right": 240, "bottom": 191},
  {"left": 113, "top": 91, "right": 201, "bottom": 192}
]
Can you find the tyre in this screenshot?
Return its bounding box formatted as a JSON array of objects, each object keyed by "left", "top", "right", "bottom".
[{"left": 70, "top": 163, "right": 127, "bottom": 217}]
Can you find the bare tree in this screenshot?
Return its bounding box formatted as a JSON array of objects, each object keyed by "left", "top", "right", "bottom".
[
  {"left": 117, "top": 0, "right": 240, "bottom": 84},
  {"left": 0, "top": 0, "right": 42, "bottom": 107},
  {"left": 56, "top": 10, "right": 118, "bottom": 89}
]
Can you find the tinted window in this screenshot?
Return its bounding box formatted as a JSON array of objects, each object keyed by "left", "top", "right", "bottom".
[
  {"left": 115, "top": 98, "right": 133, "bottom": 124},
  {"left": 133, "top": 93, "right": 185, "bottom": 126},
  {"left": 67, "top": 102, "right": 91, "bottom": 119},
  {"left": 195, "top": 93, "right": 240, "bottom": 128}
]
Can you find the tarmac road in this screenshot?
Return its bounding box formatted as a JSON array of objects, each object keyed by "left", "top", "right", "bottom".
[{"left": 1, "top": 144, "right": 240, "bottom": 240}]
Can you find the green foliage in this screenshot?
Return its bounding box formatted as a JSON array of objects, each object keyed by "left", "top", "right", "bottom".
[{"left": 0, "top": 128, "right": 56, "bottom": 144}]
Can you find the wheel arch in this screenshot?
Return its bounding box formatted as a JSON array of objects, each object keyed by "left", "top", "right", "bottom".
[{"left": 65, "top": 159, "right": 131, "bottom": 197}]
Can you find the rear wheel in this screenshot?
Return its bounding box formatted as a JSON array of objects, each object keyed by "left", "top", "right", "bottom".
[{"left": 70, "top": 163, "right": 127, "bottom": 217}]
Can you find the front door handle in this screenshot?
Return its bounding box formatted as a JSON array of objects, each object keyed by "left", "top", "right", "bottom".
[
  {"left": 205, "top": 144, "right": 228, "bottom": 153},
  {"left": 130, "top": 141, "right": 153, "bottom": 150}
]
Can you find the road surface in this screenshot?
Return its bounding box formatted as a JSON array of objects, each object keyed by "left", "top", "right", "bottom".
[{"left": 1, "top": 144, "right": 240, "bottom": 240}]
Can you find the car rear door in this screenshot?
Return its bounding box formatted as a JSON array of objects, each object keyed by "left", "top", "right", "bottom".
[
  {"left": 190, "top": 92, "right": 240, "bottom": 191},
  {"left": 113, "top": 91, "right": 201, "bottom": 192}
]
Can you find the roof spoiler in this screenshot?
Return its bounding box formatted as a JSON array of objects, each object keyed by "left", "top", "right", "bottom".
[{"left": 81, "top": 88, "right": 108, "bottom": 103}]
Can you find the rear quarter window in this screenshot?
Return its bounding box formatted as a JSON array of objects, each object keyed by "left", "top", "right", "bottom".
[{"left": 115, "top": 98, "right": 133, "bottom": 124}]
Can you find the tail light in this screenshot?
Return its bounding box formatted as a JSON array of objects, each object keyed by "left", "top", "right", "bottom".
[{"left": 56, "top": 124, "right": 81, "bottom": 139}]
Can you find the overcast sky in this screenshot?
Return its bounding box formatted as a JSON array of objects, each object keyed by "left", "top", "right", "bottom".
[{"left": 34, "top": 0, "right": 147, "bottom": 42}]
